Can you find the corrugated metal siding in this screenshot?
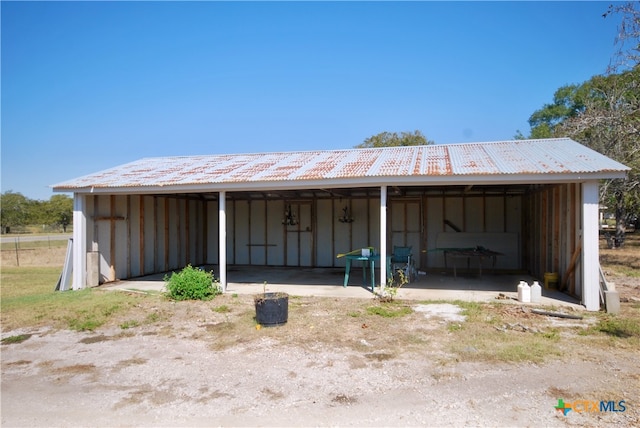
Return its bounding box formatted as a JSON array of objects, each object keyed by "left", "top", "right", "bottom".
[{"left": 52, "top": 138, "right": 629, "bottom": 191}]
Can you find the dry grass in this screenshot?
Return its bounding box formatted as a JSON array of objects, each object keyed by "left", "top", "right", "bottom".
[
  {"left": 0, "top": 266, "right": 155, "bottom": 332},
  {"left": 600, "top": 232, "right": 640, "bottom": 277},
  {"left": 1, "top": 244, "right": 67, "bottom": 268}
]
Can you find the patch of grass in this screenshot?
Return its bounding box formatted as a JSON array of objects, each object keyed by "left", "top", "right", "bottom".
[
  {"left": 145, "top": 312, "right": 161, "bottom": 323},
  {"left": 591, "top": 315, "right": 640, "bottom": 338},
  {"left": 67, "top": 315, "right": 103, "bottom": 332},
  {"left": 213, "top": 305, "right": 231, "bottom": 313},
  {"left": 540, "top": 329, "right": 560, "bottom": 340},
  {"left": 451, "top": 330, "right": 562, "bottom": 364},
  {"left": 447, "top": 323, "right": 463, "bottom": 332},
  {"left": 1, "top": 334, "right": 32, "bottom": 344},
  {"left": 347, "top": 311, "right": 361, "bottom": 317},
  {"left": 1, "top": 266, "right": 62, "bottom": 300},
  {"left": 119, "top": 320, "right": 140, "bottom": 329},
  {"left": 1, "top": 267, "right": 155, "bottom": 332},
  {"left": 442, "top": 301, "right": 564, "bottom": 364},
  {"left": 366, "top": 304, "right": 412, "bottom": 318},
  {"left": 452, "top": 300, "right": 483, "bottom": 320}
]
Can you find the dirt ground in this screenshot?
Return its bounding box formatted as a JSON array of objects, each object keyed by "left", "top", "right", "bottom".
[
  {"left": 2, "top": 242, "right": 640, "bottom": 427},
  {"left": 2, "top": 279, "right": 639, "bottom": 427}
]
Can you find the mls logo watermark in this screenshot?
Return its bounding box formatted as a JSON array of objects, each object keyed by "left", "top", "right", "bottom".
[{"left": 555, "top": 398, "right": 627, "bottom": 416}]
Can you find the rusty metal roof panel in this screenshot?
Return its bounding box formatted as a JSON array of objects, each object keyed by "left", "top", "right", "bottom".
[
  {"left": 52, "top": 138, "right": 629, "bottom": 191},
  {"left": 480, "top": 139, "right": 629, "bottom": 175}
]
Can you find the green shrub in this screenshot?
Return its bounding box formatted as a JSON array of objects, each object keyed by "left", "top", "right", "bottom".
[{"left": 164, "top": 265, "right": 221, "bottom": 301}]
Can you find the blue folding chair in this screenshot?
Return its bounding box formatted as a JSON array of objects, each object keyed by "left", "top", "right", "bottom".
[{"left": 390, "top": 246, "right": 416, "bottom": 283}]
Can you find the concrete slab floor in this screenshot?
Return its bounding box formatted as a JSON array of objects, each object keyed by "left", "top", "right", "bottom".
[{"left": 102, "top": 265, "right": 584, "bottom": 310}]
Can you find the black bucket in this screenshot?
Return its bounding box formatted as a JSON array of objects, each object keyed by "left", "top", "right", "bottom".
[{"left": 254, "top": 292, "right": 289, "bottom": 326}]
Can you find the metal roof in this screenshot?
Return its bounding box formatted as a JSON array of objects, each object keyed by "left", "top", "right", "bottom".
[{"left": 52, "top": 138, "right": 629, "bottom": 193}]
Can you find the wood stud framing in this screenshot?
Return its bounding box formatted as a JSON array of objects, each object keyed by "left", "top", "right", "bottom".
[{"left": 85, "top": 184, "right": 584, "bottom": 300}]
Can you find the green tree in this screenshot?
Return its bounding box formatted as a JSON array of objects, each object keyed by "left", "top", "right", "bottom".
[
  {"left": 47, "top": 195, "right": 73, "bottom": 232},
  {"left": 356, "top": 130, "right": 434, "bottom": 148},
  {"left": 522, "top": 67, "right": 639, "bottom": 246},
  {"left": 524, "top": 83, "right": 591, "bottom": 138},
  {"left": 0, "top": 191, "right": 31, "bottom": 233},
  {"left": 557, "top": 67, "right": 640, "bottom": 245}
]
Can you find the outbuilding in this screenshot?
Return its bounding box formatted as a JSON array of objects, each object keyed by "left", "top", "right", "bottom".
[{"left": 52, "top": 138, "right": 629, "bottom": 311}]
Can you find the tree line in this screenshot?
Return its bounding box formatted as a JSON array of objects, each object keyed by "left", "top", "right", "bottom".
[{"left": 0, "top": 192, "right": 73, "bottom": 234}]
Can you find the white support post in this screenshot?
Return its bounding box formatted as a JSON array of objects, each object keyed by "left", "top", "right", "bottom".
[
  {"left": 380, "top": 185, "right": 387, "bottom": 290},
  {"left": 219, "top": 191, "right": 227, "bottom": 292},
  {"left": 72, "top": 194, "right": 87, "bottom": 290},
  {"left": 582, "top": 181, "right": 600, "bottom": 311}
]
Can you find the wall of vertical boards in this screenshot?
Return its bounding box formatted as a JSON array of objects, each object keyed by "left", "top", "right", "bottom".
[{"left": 84, "top": 184, "right": 580, "bottom": 289}]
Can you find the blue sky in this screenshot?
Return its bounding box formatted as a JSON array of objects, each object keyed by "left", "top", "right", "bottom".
[{"left": 1, "top": 1, "right": 624, "bottom": 201}]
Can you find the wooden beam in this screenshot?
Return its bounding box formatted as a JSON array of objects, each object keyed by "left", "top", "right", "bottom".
[{"left": 562, "top": 239, "right": 582, "bottom": 291}]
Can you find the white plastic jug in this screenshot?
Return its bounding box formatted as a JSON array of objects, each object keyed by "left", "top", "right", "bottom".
[
  {"left": 531, "top": 280, "right": 542, "bottom": 303},
  {"left": 521, "top": 282, "right": 531, "bottom": 303},
  {"left": 518, "top": 281, "right": 531, "bottom": 303},
  {"left": 517, "top": 281, "right": 525, "bottom": 301}
]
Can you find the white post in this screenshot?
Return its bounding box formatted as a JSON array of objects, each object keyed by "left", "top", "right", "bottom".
[
  {"left": 380, "top": 185, "right": 387, "bottom": 290},
  {"left": 582, "top": 181, "right": 600, "bottom": 311},
  {"left": 72, "top": 194, "right": 87, "bottom": 290},
  {"left": 219, "top": 191, "right": 227, "bottom": 292}
]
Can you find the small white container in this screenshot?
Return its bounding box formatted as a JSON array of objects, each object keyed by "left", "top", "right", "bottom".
[
  {"left": 518, "top": 281, "right": 531, "bottom": 303},
  {"left": 517, "top": 281, "right": 524, "bottom": 301},
  {"left": 531, "top": 281, "right": 542, "bottom": 303},
  {"left": 520, "top": 282, "right": 531, "bottom": 303}
]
